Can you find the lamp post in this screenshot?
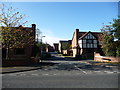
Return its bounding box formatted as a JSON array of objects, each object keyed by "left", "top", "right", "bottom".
[
  {"left": 40, "top": 36, "right": 45, "bottom": 60},
  {"left": 41, "top": 36, "right": 45, "bottom": 44}
]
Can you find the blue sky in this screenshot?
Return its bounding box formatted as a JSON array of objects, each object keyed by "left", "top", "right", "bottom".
[{"left": 3, "top": 2, "right": 118, "bottom": 45}]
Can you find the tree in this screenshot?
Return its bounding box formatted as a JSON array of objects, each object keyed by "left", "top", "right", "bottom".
[
  {"left": 112, "top": 19, "right": 120, "bottom": 56},
  {"left": 62, "top": 42, "right": 71, "bottom": 50},
  {"left": 101, "top": 18, "right": 120, "bottom": 57},
  {"left": 0, "top": 4, "right": 34, "bottom": 59},
  {"left": 112, "top": 19, "right": 120, "bottom": 40}
]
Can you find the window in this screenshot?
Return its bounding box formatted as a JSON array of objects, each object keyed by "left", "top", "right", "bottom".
[
  {"left": 14, "top": 48, "right": 25, "bottom": 55},
  {"left": 93, "top": 40, "right": 97, "bottom": 43},
  {"left": 83, "top": 40, "right": 86, "bottom": 43},
  {"left": 83, "top": 44, "right": 86, "bottom": 48},
  {"left": 94, "top": 44, "right": 97, "bottom": 48},
  {"left": 86, "top": 40, "right": 93, "bottom": 44},
  {"left": 87, "top": 44, "right": 90, "bottom": 48}
]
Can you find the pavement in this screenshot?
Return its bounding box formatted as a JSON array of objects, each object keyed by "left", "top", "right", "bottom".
[
  {"left": 0, "top": 61, "right": 56, "bottom": 74},
  {"left": 0, "top": 66, "right": 41, "bottom": 74}
]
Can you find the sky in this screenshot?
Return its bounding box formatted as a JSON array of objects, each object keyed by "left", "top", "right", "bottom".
[{"left": 1, "top": 2, "right": 118, "bottom": 45}]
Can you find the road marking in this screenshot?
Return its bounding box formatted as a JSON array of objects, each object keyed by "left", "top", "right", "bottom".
[
  {"left": 79, "top": 69, "right": 87, "bottom": 74},
  {"left": 0, "top": 74, "right": 2, "bottom": 76},
  {"left": 19, "top": 74, "right": 26, "bottom": 76},
  {"left": 44, "top": 69, "right": 48, "bottom": 70},
  {"left": 103, "top": 71, "right": 114, "bottom": 73},
  {"left": 74, "top": 65, "right": 87, "bottom": 74},
  {"left": 43, "top": 74, "right": 49, "bottom": 76},
  {"left": 113, "top": 71, "right": 119, "bottom": 73},
  {"left": 94, "top": 71, "right": 101, "bottom": 72},
  {"left": 31, "top": 74, "right": 38, "bottom": 76}
]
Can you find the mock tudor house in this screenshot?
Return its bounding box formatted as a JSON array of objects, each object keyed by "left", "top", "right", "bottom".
[
  {"left": 2, "top": 24, "right": 36, "bottom": 66},
  {"left": 72, "top": 29, "right": 103, "bottom": 59}
]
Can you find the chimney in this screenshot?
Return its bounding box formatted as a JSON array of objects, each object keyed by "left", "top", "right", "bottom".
[
  {"left": 32, "top": 24, "right": 36, "bottom": 41},
  {"left": 32, "top": 24, "right": 36, "bottom": 31},
  {"left": 75, "top": 29, "right": 79, "bottom": 45},
  {"left": 75, "top": 29, "right": 79, "bottom": 55}
]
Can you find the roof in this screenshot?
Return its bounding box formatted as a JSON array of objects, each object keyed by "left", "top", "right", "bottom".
[
  {"left": 59, "top": 40, "right": 71, "bottom": 43},
  {"left": 78, "top": 31, "right": 103, "bottom": 40},
  {"left": 53, "top": 43, "right": 59, "bottom": 45}
]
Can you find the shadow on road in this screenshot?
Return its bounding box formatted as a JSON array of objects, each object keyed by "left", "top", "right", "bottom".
[{"left": 2, "top": 52, "right": 119, "bottom": 74}]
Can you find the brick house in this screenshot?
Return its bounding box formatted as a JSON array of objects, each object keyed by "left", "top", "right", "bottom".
[
  {"left": 46, "top": 44, "right": 54, "bottom": 52},
  {"left": 72, "top": 29, "right": 103, "bottom": 59},
  {"left": 53, "top": 43, "right": 59, "bottom": 52},
  {"left": 2, "top": 24, "right": 37, "bottom": 66}
]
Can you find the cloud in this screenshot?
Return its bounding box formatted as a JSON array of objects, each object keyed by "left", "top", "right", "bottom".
[{"left": 39, "top": 28, "right": 67, "bottom": 46}]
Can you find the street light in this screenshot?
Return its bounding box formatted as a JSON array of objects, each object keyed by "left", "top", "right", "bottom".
[
  {"left": 40, "top": 36, "right": 45, "bottom": 61},
  {"left": 41, "top": 36, "right": 45, "bottom": 44},
  {"left": 36, "top": 28, "right": 42, "bottom": 43}
]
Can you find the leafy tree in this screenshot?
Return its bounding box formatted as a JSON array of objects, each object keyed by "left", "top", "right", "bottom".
[
  {"left": 36, "top": 42, "right": 47, "bottom": 51},
  {"left": 0, "top": 4, "right": 34, "bottom": 59},
  {"left": 62, "top": 42, "right": 71, "bottom": 50},
  {"left": 101, "top": 18, "right": 120, "bottom": 57},
  {"left": 112, "top": 19, "right": 120, "bottom": 56},
  {"left": 112, "top": 19, "right": 120, "bottom": 40}
]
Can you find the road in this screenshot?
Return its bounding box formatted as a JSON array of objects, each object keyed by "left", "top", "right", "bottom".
[{"left": 2, "top": 52, "right": 119, "bottom": 88}]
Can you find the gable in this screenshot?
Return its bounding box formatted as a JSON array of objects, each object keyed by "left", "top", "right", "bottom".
[{"left": 82, "top": 32, "right": 97, "bottom": 39}]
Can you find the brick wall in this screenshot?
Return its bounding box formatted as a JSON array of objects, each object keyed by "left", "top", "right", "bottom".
[
  {"left": 94, "top": 52, "right": 120, "bottom": 62},
  {"left": 2, "top": 24, "right": 36, "bottom": 66},
  {"left": 2, "top": 57, "right": 37, "bottom": 66},
  {"left": 72, "top": 29, "right": 79, "bottom": 57}
]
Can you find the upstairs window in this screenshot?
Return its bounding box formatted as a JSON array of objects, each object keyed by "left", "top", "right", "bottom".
[{"left": 86, "top": 40, "right": 93, "bottom": 44}]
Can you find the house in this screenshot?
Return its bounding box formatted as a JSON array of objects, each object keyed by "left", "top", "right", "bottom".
[
  {"left": 53, "top": 43, "right": 59, "bottom": 52},
  {"left": 58, "top": 40, "right": 72, "bottom": 55},
  {"left": 46, "top": 44, "right": 54, "bottom": 52},
  {"left": 2, "top": 24, "right": 37, "bottom": 66},
  {"left": 72, "top": 29, "right": 103, "bottom": 59}
]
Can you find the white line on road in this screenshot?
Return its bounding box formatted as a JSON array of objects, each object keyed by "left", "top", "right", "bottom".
[
  {"left": 53, "top": 74, "right": 57, "bottom": 75},
  {"left": 74, "top": 65, "right": 87, "bottom": 74},
  {"left": 94, "top": 71, "right": 101, "bottom": 72},
  {"left": 43, "top": 74, "right": 49, "bottom": 76},
  {"left": 103, "top": 71, "right": 114, "bottom": 73},
  {"left": 31, "top": 74, "right": 38, "bottom": 76},
  {"left": 79, "top": 69, "right": 87, "bottom": 74}
]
